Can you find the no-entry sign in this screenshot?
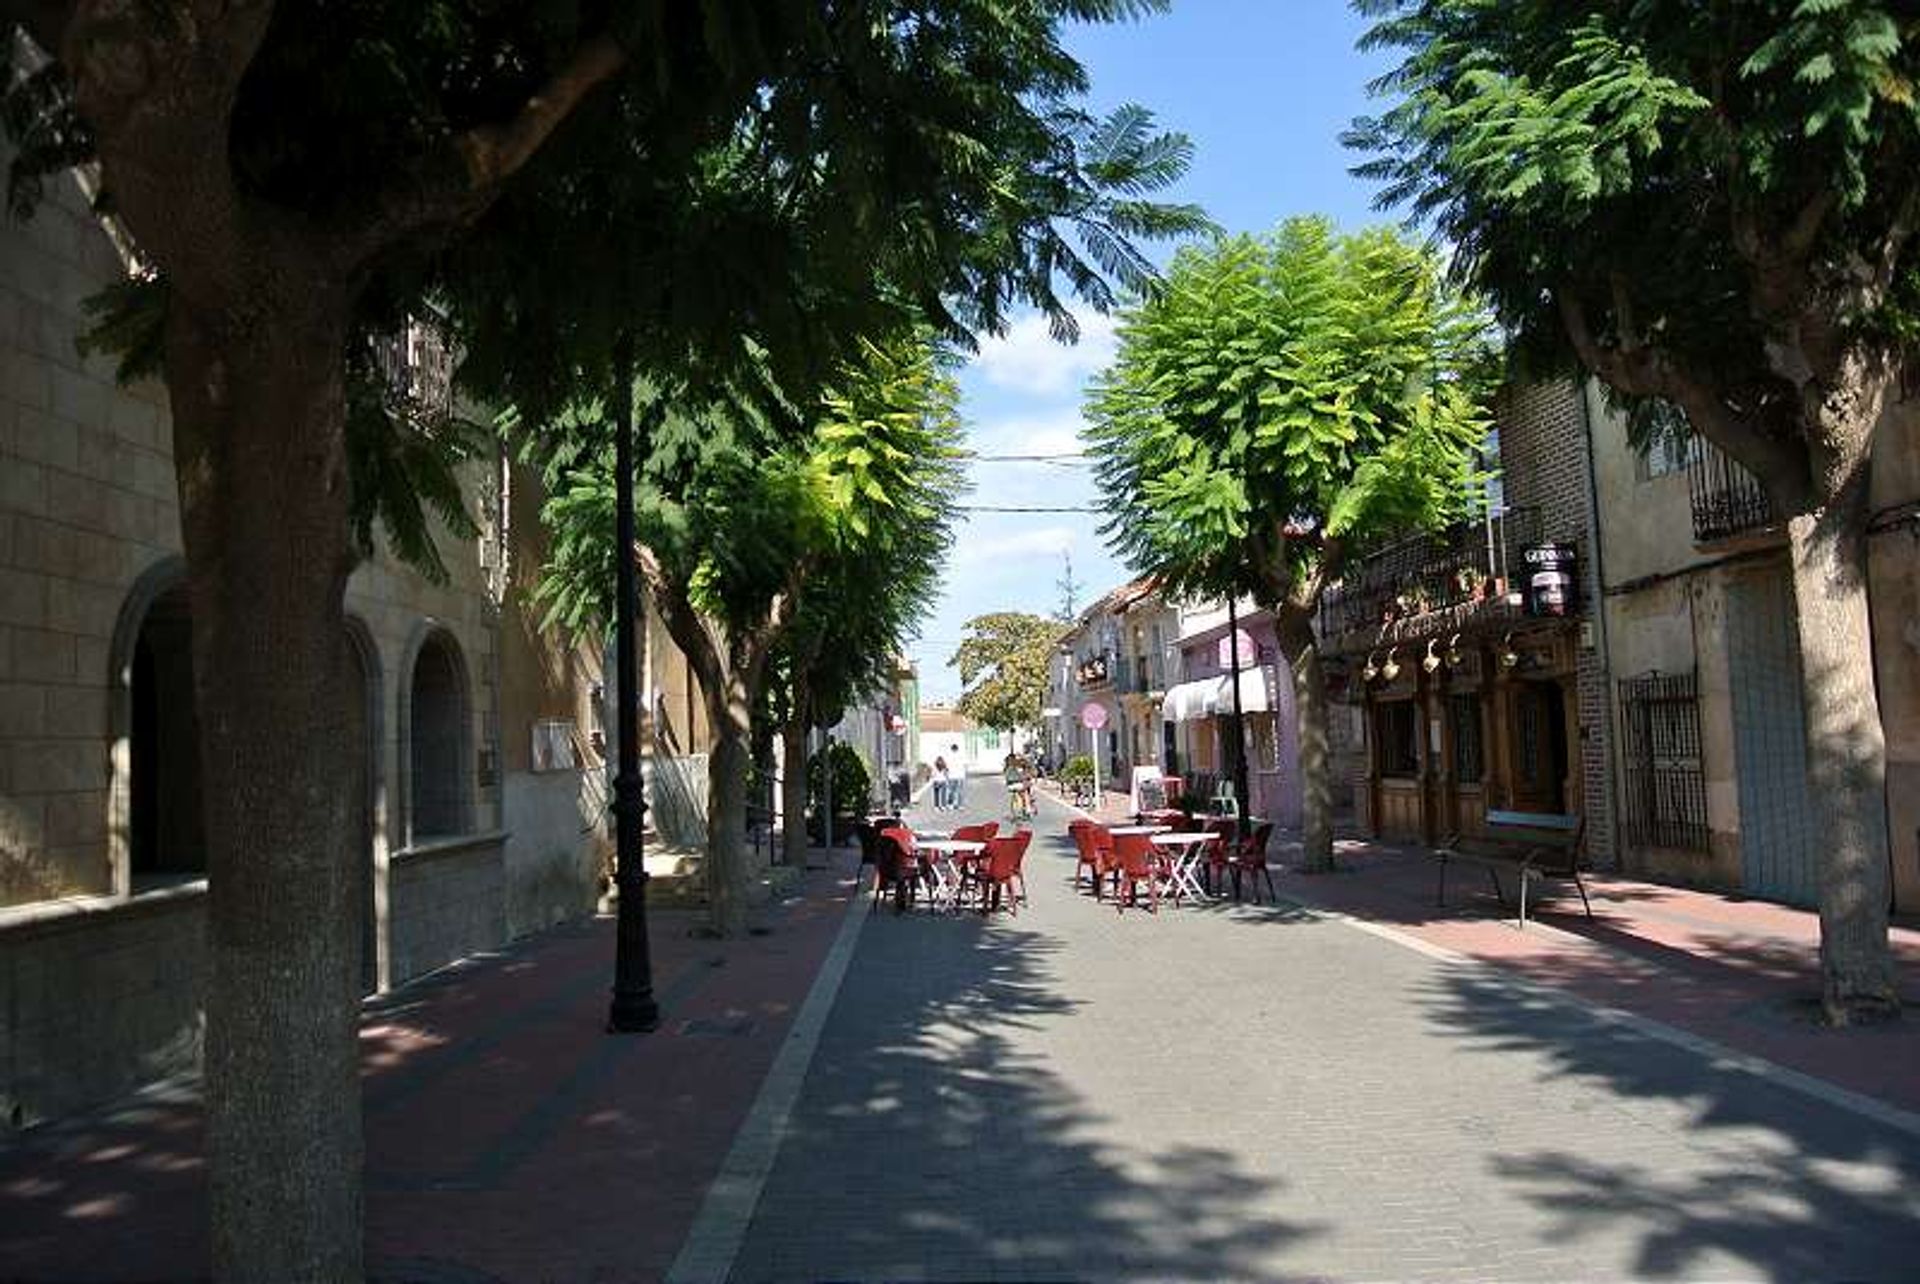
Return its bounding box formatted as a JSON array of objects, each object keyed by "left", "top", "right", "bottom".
[{"left": 1079, "top": 702, "right": 1109, "bottom": 731}]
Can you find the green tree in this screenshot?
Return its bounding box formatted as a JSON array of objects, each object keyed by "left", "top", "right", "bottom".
[
  {"left": 533, "top": 336, "right": 966, "bottom": 932},
  {"left": 951, "top": 611, "right": 1064, "bottom": 733},
  {"left": 2, "top": 4, "right": 1204, "bottom": 1275},
  {"left": 1085, "top": 218, "right": 1492, "bottom": 870},
  {"left": 1349, "top": 0, "right": 1913, "bottom": 1021}
]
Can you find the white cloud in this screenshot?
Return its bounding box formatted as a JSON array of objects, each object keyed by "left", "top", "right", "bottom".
[
  {"left": 969, "top": 309, "right": 1118, "bottom": 396},
  {"left": 966, "top": 409, "right": 1088, "bottom": 460},
  {"left": 953, "top": 525, "right": 1076, "bottom": 566}
]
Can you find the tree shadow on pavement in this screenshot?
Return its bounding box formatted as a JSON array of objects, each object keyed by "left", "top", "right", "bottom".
[
  {"left": 728, "top": 902, "right": 1321, "bottom": 1282},
  {"left": 1418, "top": 966, "right": 1920, "bottom": 1283}
]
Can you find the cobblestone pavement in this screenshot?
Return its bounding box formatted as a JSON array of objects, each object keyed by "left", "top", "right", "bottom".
[{"left": 726, "top": 780, "right": 1920, "bottom": 1283}]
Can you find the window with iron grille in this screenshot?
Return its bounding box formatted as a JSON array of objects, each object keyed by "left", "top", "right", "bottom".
[
  {"left": 1619, "top": 671, "right": 1709, "bottom": 852},
  {"left": 1375, "top": 701, "right": 1419, "bottom": 778},
  {"left": 1448, "top": 694, "right": 1483, "bottom": 783}
]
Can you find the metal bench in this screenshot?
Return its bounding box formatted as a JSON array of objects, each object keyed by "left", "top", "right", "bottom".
[{"left": 1434, "top": 810, "right": 1591, "bottom": 929}]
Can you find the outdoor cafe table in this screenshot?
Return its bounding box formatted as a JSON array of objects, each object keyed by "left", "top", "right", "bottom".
[
  {"left": 1105, "top": 825, "right": 1171, "bottom": 836},
  {"left": 1150, "top": 831, "right": 1217, "bottom": 903},
  {"left": 913, "top": 837, "right": 985, "bottom": 911}
]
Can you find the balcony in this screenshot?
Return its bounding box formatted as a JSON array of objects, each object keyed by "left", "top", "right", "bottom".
[
  {"left": 1688, "top": 440, "right": 1776, "bottom": 545},
  {"left": 1318, "top": 505, "right": 1544, "bottom": 648},
  {"left": 1114, "top": 653, "right": 1167, "bottom": 695},
  {"left": 1075, "top": 654, "right": 1111, "bottom": 688},
  {"left": 369, "top": 313, "right": 456, "bottom": 428}
]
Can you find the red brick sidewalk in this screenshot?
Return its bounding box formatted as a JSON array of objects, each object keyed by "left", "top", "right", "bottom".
[
  {"left": 1273, "top": 836, "right": 1920, "bottom": 1116},
  {"left": 0, "top": 853, "right": 866, "bottom": 1283}
]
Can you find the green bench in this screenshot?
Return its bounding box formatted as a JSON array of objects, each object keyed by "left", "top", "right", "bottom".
[{"left": 1434, "top": 810, "right": 1592, "bottom": 929}]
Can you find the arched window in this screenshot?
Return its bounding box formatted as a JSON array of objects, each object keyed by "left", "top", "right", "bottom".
[
  {"left": 129, "top": 582, "right": 204, "bottom": 878},
  {"left": 407, "top": 630, "right": 470, "bottom": 841}
]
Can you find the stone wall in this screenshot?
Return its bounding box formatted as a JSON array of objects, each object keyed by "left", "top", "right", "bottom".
[
  {"left": 0, "top": 886, "right": 206, "bottom": 1128},
  {"left": 388, "top": 837, "right": 507, "bottom": 986}
]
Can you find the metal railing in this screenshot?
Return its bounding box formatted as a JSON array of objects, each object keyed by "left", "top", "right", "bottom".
[
  {"left": 1113, "top": 653, "right": 1167, "bottom": 694},
  {"left": 1618, "top": 671, "right": 1709, "bottom": 853},
  {"left": 1318, "top": 505, "right": 1544, "bottom": 642},
  {"left": 1687, "top": 440, "right": 1775, "bottom": 544},
  {"left": 368, "top": 313, "right": 456, "bottom": 428}
]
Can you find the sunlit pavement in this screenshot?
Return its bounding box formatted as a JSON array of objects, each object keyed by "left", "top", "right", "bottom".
[{"left": 722, "top": 776, "right": 1920, "bottom": 1283}]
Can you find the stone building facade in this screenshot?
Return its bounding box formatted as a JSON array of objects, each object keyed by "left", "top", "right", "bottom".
[{"left": 0, "top": 152, "right": 621, "bottom": 1127}]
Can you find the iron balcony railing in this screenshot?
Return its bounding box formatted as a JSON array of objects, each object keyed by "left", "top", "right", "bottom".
[
  {"left": 1318, "top": 505, "right": 1544, "bottom": 643},
  {"left": 369, "top": 313, "right": 456, "bottom": 429},
  {"left": 1075, "top": 653, "right": 1112, "bottom": 688},
  {"left": 1114, "top": 653, "right": 1168, "bottom": 694},
  {"left": 1687, "top": 440, "right": 1775, "bottom": 544}
]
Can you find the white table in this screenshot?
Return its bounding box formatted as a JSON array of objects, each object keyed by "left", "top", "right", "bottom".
[
  {"left": 1150, "top": 831, "right": 1219, "bottom": 903},
  {"left": 1106, "top": 824, "right": 1171, "bottom": 837},
  {"left": 914, "top": 838, "right": 986, "bottom": 911}
]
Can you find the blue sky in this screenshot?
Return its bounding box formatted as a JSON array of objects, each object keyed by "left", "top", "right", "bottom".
[{"left": 911, "top": 1, "right": 1398, "bottom": 702}]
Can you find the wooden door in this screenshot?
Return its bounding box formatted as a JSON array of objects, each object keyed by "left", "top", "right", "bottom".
[{"left": 1508, "top": 681, "right": 1567, "bottom": 813}]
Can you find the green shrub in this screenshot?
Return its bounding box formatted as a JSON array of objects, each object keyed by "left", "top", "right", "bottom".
[
  {"left": 808, "top": 741, "right": 871, "bottom": 815},
  {"left": 1058, "top": 754, "right": 1095, "bottom": 787}
]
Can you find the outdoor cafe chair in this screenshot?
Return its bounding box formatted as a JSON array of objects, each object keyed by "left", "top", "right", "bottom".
[
  {"left": 1110, "top": 830, "right": 1163, "bottom": 915},
  {"left": 1228, "top": 821, "right": 1277, "bottom": 903},
  {"left": 1069, "top": 820, "right": 1113, "bottom": 897},
  {"left": 872, "top": 825, "right": 921, "bottom": 913},
  {"left": 1201, "top": 817, "right": 1238, "bottom": 895},
  {"left": 962, "top": 832, "right": 1029, "bottom": 916}
]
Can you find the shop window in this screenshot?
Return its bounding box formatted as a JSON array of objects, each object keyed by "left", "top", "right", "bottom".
[
  {"left": 1448, "top": 693, "right": 1483, "bottom": 784},
  {"left": 1374, "top": 701, "right": 1418, "bottom": 778},
  {"left": 408, "top": 632, "right": 470, "bottom": 840},
  {"left": 130, "top": 584, "right": 205, "bottom": 878}
]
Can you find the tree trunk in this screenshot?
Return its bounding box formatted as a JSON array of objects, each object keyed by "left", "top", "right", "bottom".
[
  {"left": 1278, "top": 606, "right": 1334, "bottom": 873},
  {"left": 781, "top": 709, "right": 811, "bottom": 868},
  {"left": 703, "top": 669, "right": 755, "bottom": 937},
  {"left": 1786, "top": 475, "right": 1898, "bottom": 1023},
  {"left": 167, "top": 301, "right": 364, "bottom": 1282}
]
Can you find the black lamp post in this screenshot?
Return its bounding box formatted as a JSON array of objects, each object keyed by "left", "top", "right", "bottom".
[{"left": 607, "top": 333, "right": 659, "bottom": 1034}]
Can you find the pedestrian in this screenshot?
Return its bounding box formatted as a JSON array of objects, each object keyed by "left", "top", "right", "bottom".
[
  {"left": 949, "top": 744, "right": 966, "bottom": 808},
  {"left": 932, "top": 755, "right": 950, "bottom": 810}
]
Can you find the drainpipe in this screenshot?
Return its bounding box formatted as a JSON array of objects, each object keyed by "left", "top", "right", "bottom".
[{"left": 1576, "top": 380, "right": 1620, "bottom": 867}]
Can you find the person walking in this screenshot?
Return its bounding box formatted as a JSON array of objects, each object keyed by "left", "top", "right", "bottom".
[
  {"left": 931, "top": 756, "right": 950, "bottom": 811},
  {"left": 948, "top": 744, "right": 966, "bottom": 809}
]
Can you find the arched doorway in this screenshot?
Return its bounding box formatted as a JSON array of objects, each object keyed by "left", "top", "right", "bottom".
[
  {"left": 128, "top": 580, "right": 204, "bottom": 884},
  {"left": 406, "top": 629, "right": 471, "bottom": 843}
]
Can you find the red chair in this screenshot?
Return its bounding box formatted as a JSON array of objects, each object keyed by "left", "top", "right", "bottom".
[
  {"left": 964, "top": 833, "right": 1027, "bottom": 915},
  {"left": 1110, "top": 830, "right": 1162, "bottom": 914},
  {"left": 1228, "top": 822, "right": 1277, "bottom": 903},
  {"left": 872, "top": 825, "right": 920, "bottom": 912},
  {"left": 1007, "top": 827, "right": 1033, "bottom": 905},
  {"left": 1069, "top": 821, "right": 1112, "bottom": 896},
  {"left": 1202, "top": 817, "right": 1238, "bottom": 896}
]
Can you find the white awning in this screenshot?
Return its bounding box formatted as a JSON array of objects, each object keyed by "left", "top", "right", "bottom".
[{"left": 1160, "top": 670, "right": 1271, "bottom": 722}]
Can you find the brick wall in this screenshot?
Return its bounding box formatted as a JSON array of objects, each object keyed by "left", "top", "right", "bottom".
[{"left": 1495, "top": 381, "right": 1616, "bottom": 864}]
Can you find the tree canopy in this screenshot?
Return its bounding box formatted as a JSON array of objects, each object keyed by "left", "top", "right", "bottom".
[
  {"left": 1085, "top": 217, "right": 1493, "bottom": 609},
  {"left": 1347, "top": 0, "right": 1919, "bottom": 498},
  {"left": 951, "top": 611, "right": 1063, "bottom": 732}
]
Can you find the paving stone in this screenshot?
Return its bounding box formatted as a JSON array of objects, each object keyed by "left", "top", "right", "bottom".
[{"left": 727, "top": 785, "right": 1920, "bottom": 1283}]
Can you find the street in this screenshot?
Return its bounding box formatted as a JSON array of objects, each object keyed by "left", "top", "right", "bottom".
[{"left": 720, "top": 778, "right": 1920, "bottom": 1283}]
